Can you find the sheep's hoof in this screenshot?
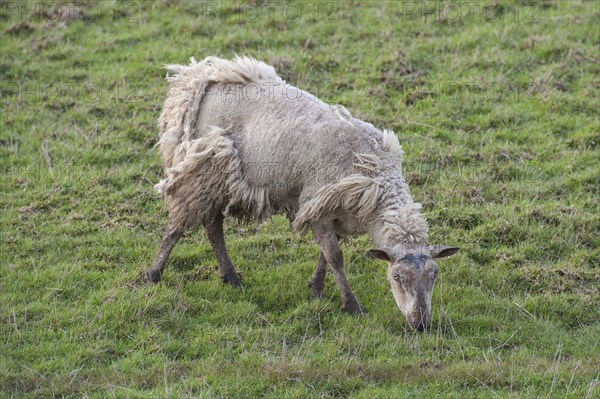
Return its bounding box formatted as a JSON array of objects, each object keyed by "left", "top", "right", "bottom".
[
  {"left": 221, "top": 272, "right": 243, "bottom": 288},
  {"left": 145, "top": 269, "right": 162, "bottom": 284},
  {"left": 309, "top": 285, "right": 324, "bottom": 300},
  {"left": 310, "top": 290, "right": 324, "bottom": 300},
  {"left": 341, "top": 301, "right": 367, "bottom": 316},
  {"left": 308, "top": 280, "right": 325, "bottom": 300}
]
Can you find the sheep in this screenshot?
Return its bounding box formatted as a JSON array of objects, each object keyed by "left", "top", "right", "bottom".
[{"left": 146, "top": 55, "right": 459, "bottom": 331}]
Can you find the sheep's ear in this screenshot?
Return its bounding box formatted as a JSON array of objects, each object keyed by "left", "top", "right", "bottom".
[
  {"left": 429, "top": 245, "right": 460, "bottom": 259},
  {"left": 368, "top": 248, "right": 392, "bottom": 262}
]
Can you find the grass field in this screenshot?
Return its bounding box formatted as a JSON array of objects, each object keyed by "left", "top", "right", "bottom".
[{"left": 1, "top": 0, "right": 599, "bottom": 397}]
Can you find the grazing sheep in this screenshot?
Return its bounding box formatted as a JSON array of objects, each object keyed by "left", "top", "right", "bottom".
[{"left": 147, "top": 56, "right": 459, "bottom": 330}]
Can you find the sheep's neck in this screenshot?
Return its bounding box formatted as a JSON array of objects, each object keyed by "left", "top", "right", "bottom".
[{"left": 368, "top": 205, "right": 430, "bottom": 248}]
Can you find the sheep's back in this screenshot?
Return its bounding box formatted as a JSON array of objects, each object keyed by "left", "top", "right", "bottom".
[{"left": 194, "top": 82, "right": 377, "bottom": 210}]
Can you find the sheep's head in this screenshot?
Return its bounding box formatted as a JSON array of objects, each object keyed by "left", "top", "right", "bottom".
[{"left": 369, "top": 245, "right": 459, "bottom": 331}]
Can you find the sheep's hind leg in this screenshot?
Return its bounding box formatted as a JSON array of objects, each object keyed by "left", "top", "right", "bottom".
[
  {"left": 312, "top": 223, "right": 366, "bottom": 315},
  {"left": 146, "top": 224, "right": 183, "bottom": 283},
  {"left": 308, "top": 251, "right": 327, "bottom": 299},
  {"left": 205, "top": 213, "right": 242, "bottom": 288}
]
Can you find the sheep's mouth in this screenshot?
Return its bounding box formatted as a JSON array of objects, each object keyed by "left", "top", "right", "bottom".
[
  {"left": 406, "top": 310, "right": 431, "bottom": 332},
  {"left": 408, "top": 320, "right": 430, "bottom": 332}
]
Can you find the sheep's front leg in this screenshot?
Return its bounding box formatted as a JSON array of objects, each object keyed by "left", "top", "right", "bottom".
[
  {"left": 146, "top": 224, "right": 183, "bottom": 283},
  {"left": 308, "top": 251, "right": 327, "bottom": 299},
  {"left": 312, "top": 224, "right": 366, "bottom": 315},
  {"left": 205, "top": 213, "right": 242, "bottom": 288}
]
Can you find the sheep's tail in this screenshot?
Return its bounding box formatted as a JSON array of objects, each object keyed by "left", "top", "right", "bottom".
[{"left": 156, "top": 56, "right": 283, "bottom": 170}]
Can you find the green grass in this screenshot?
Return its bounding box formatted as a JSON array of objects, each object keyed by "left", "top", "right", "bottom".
[{"left": 1, "top": 0, "right": 599, "bottom": 397}]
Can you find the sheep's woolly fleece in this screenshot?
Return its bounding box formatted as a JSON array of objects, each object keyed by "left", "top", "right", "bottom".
[
  {"left": 156, "top": 126, "right": 271, "bottom": 229},
  {"left": 155, "top": 55, "right": 429, "bottom": 244},
  {"left": 156, "top": 56, "right": 282, "bottom": 170}
]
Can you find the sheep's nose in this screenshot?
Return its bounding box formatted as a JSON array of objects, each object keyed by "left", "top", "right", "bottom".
[{"left": 410, "top": 316, "right": 430, "bottom": 332}]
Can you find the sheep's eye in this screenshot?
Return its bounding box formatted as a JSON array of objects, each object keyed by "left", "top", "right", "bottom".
[
  {"left": 393, "top": 274, "right": 400, "bottom": 281},
  {"left": 432, "top": 270, "right": 439, "bottom": 279}
]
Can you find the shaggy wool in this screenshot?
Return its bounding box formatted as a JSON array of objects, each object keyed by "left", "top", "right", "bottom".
[{"left": 156, "top": 56, "right": 429, "bottom": 246}]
